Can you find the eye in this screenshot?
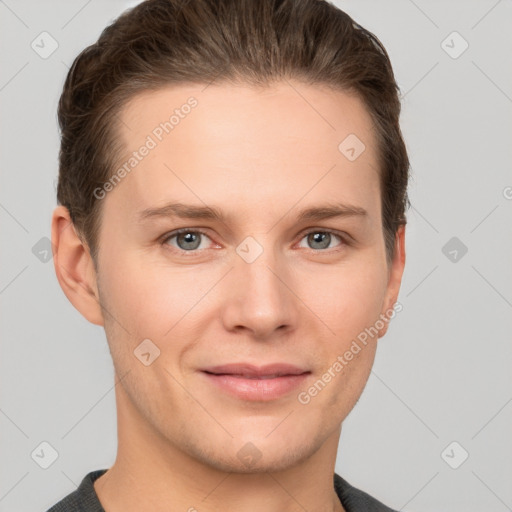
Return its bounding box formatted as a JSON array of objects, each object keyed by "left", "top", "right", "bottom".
[
  {"left": 297, "top": 229, "right": 346, "bottom": 251},
  {"left": 160, "top": 227, "right": 349, "bottom": 255},
  {"left": 161, "top": 228, "right": 214, "bottom": 252}
]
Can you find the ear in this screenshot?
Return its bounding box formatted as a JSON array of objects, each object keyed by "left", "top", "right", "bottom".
[
  {"left": 378, "top": 224, "right": 406, "bottom": 338},
  {"left": 51, "top": 205, "right": 104, "bottom": 326}
]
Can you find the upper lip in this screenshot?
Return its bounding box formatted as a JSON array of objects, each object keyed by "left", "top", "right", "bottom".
[{"left": 202, "top": 363, "right": 310, "bottom": 377}]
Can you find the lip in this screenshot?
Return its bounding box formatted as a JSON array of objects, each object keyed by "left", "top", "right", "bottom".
[
  {"left": 201, "top": 363, "right": 311, "bottom": 401},
  {"left": 203, "top": 363, "right": 308, "bottom": 377}
]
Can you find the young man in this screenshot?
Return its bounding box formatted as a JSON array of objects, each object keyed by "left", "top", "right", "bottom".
[{"left": 48, "top": 0, "right": 409, "bottom": 510}]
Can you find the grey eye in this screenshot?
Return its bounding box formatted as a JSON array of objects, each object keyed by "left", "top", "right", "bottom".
[
  {"left": 176, "top": 232, "right": 202, "bottom": 250},
  {"left": 299, "top": 231, "right": 342, "bottom": 251},
  {"left": 164, "top": 230, "right": 211, "bottom": 251}
]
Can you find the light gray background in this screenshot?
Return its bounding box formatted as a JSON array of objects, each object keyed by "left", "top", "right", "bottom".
[{"left": 1, "top": 1, "right": 511, "bottom": 511}]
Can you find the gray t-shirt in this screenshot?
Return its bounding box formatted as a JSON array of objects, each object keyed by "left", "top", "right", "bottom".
[{"left": 46, "top": 469, "right": 399, "bottom": 512}]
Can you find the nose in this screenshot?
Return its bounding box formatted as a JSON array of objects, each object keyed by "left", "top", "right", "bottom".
[{"left": 219, "top": 242, "right": 300, "bottom": 340}]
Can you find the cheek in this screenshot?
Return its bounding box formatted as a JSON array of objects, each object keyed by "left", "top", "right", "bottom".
[
  {"left": 98, "top": 252, "right": 203, "bottom": 336},
  {"left": 97, "top": 254, "right": 230, "bottom": 382},
  {"left": 300, "top": 259, "right": 388, "bottom": 343},
  {"left": 303, "top": 266, "right": 385, "bottom": 415},
  {"left": 98, "top": 238, "right": 388, "bottom": 350}
]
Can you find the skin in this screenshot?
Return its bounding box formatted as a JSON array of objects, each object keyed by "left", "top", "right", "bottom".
[{"left": 52, "top": 80, "right": 406, "bottom": 512}]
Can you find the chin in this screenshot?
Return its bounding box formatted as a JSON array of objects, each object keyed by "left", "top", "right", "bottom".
[{"left": 187, "top": 433, "right": 320, "bottom": 475}]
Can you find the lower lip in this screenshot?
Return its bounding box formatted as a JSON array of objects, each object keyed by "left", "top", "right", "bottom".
[{"left": 201, "top": 372, "right": 310, "bottom": 401}]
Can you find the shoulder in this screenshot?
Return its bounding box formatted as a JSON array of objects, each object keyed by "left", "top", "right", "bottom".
[
  {"left": 45, "top": 469, "right": 107, "bottom": 512},
  {"left": 334, "top": 473, "right": 401, "bottom": 512}
]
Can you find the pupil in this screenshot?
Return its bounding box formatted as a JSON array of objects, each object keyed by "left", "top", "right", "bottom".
[
  {"left": 179, "top": 232, "right": 200, "bottom": 250},
  {"left": 309, "top": 232, "right": 330, "bottom": 249}
]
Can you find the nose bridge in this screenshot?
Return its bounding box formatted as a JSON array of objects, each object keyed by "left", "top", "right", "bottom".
[
  {"left": 237, "top": 235, "right": 287, "bottom": 305},
  {"left": 240, "top": 242, "right": 282, "bottom": 295},
  {"left": 222, "top": 234, "right": 298, "bottom": 336}
]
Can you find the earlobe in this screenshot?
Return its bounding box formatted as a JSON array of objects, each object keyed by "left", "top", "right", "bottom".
[
  {"left": 378, "top": 225, "right": 406, "bottom": 338},
  {"left": 51, "top": 205, "right": 104, "bottom": 326}
]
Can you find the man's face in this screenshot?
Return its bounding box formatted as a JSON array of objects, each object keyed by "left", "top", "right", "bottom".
[{"left": 91, "top": 80, "right": 403, "bottom": 472}]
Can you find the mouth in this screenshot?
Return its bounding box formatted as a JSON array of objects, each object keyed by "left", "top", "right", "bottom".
[
  {"left": 200, "top": 363, "right": 311, "bottom": 401},
  {"left": 204, "top": 372, "right": 301, "bottom": 379}
]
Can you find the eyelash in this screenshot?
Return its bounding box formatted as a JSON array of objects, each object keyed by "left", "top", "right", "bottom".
[{"left": 160, "top": 227, "right": 350, "bottom": 256}]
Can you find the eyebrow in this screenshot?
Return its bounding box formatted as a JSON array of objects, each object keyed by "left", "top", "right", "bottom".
[{"left": 137, "top": 201, "right": 368, "bottom": 223}]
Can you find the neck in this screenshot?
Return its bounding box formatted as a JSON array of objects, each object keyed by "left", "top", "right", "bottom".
[{"left": 94, "top": 380, "right": 345, "bottom": 512}]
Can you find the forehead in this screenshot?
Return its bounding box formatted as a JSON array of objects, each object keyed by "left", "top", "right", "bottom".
[
  {"left": 120, "top": 80, "right": 376, "bottom": 153},
  {"left": 106, "top": 80, "right": 380, "bottom": 225}
]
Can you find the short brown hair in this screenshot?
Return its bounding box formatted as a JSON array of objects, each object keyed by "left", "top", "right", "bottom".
[{"left": 57, "top": 0, "right": 410, "bottom": 266}]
